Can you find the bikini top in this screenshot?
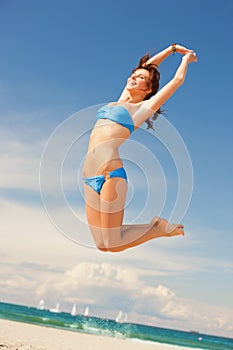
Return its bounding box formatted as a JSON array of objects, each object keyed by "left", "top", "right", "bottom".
[{"left": 96, "top": 104, "right": 135, "bottom": 135}]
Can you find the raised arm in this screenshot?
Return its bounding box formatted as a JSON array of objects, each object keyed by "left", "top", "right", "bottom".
[
  {"left": 118, "top": 44, "right": 194, "bottom": 102},
  {"left": 146, "top": 44, "right": 194, "bottom": 67},
  {"left": 133, "top": 52, "right": 198, "bottom": 126}
]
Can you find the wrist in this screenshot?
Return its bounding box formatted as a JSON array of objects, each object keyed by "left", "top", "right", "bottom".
[
  {"left": 182, "top": 55, "right": 190, "bottom": 65},
  {"left": 182, "top": 54, "right": 188, "bottom": 60},
  {"left": 171, "top": 43, "right": 177, "bottom": 55}
]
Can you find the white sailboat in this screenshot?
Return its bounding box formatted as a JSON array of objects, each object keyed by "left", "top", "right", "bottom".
[
  {"left": 115, "top": 310, "right": 128, "bottom": 323},
  {"left": 71, "top": 303, "right": 78, "bottom": 316},
  {"left": 83, "top": 306, "right": 89, "bottom": 317},
  {"left": 37, "top": 299, "right": 45, "bottom": 310},
  {"left": 49, "top": 302, "right": 60, "bottom": 313}
]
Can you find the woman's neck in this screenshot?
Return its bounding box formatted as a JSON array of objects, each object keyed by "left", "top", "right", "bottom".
[{"left": 119, "top": 90, "right": 144, "bottom": 104}]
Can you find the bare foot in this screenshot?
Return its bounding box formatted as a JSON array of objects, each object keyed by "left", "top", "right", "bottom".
[{"left": 150, "top": 217, "right": 184, "bottom": 238}]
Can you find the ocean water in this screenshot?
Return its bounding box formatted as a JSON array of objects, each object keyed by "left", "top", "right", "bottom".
[{"left": 0, "top": 302, "right": 232, "bottom": 349}]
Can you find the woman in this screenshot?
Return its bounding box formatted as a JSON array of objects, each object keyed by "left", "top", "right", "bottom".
[{"left": 83, "top": 43, "right": 197, "bottom": 252}]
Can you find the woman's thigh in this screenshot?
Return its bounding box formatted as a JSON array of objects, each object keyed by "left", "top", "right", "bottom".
[
  {"left": 100, "top": 178, "right": 127, "bottom": 247},
  {"left": 100, "top": 178, "right": 127, "bottom": 222},
  {"left": 84, "top": 178, "right": 127, "bottom": 249},
  {"left": 84, "top": 184, "right": 104, "bottom": 249}
]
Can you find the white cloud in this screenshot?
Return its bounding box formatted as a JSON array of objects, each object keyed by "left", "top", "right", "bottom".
[
  {"left": 161, "top": 299, "right": 191, "bottom": 320},
  {"left": 153, "top": 284, "right": 175, "bottom": 299}
]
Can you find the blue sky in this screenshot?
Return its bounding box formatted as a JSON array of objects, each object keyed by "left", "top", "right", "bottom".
[{"left": 0, "top": 0, "right": 233, "bottom": 337}]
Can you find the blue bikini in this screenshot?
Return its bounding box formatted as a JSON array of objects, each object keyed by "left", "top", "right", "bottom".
[
  {"left": 84, "top": 104, "right": 134, "bottom": 194},
  {"left": 96, "top": 104, "right": 135, "bottom": 135},
  {"left": 84, "top": 167, "right": 127, "bottom": 195}
]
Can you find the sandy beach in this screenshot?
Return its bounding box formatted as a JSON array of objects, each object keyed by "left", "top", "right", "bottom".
[{"left": 0, "top": 318, "right": 194, "bottom": 350}]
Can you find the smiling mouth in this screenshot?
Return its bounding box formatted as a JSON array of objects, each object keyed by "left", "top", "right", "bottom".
[{"left": 129, "top": 81, "right": 136, "bottom": 86}]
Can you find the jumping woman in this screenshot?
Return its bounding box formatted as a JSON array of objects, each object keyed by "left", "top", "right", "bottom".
[{"left": 82, "top": 43, "right": 197, "bottom": 252}]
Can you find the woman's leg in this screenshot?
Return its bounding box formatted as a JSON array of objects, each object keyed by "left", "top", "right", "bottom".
[
  {"left": 100, "top": 178, "right": 184, "bottom": 252},
  {"left": 84, "top": 184, "right": 108, "bottom": 251}
]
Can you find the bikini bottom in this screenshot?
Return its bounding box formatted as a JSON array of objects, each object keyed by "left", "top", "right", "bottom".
[{"left": 83, "top": 167, "right": 127, "bottom": 195}]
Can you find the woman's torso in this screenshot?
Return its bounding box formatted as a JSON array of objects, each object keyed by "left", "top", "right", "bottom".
[{"left": 82, "top": 102, "right": 141, "bottom": 177}]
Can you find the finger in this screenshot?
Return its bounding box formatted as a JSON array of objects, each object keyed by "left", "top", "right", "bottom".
[
  {"left": 193, "top": 52, "right": 198, "bottom": 60},
  {"left": 191, "top": 55, "right": 198, "bottom": 62}
]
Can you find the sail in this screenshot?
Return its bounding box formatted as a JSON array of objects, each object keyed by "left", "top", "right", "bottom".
[
  {"left": 71, "top": 303, "right": 77, "bottom": 316},
  {"left": 84, "top": 306, "right": 89, "bottom": 316},
  {"left": 115, "top": 310, "right": 128, "bottom": 323},
  {"left": 37, "top": 299, "right": 45, "bottom": 310},
  {"left": 49, "top": 302, "right": 60, "bottom": 313}
]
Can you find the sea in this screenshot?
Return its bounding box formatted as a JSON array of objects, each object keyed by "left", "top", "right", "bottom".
[{"left": 0, "top": 302, "right": 232, "bottom": 350}]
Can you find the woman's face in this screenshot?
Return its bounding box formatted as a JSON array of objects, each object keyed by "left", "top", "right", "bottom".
[{"left": 126, "top": 68, "right": 152, "bottom": 96}]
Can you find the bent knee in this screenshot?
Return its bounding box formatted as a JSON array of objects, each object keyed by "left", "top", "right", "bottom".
[
  {"left": 97, "top": 246, "right": 109, "bottom": 252},
  {"left": 94, "top": 239, "right": 108, "bottom": 252},
  {"left": 91, "top": 227, "right": 122, "bottom": 253},
  {"left": 95, "top": 240, "right": 122, "bottom": 253},
  {"left": 95, "top": 240, "right": 120, "bottom": 253},
  {"left": 96, "top": 246, "right": 118, "bottom": 253},
  {"left": 102, "top": 233, "right": 121, "bottom": 252}
]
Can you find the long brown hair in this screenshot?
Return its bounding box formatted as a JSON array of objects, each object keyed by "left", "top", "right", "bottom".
[{"left": 132, "top": 53, "right": 162, "bottom": 130}]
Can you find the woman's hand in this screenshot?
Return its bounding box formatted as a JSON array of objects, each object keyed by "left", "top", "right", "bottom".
[
  {"left": 175, "top": 44, "right": 194, "bottom": 55},
  {"left": 183, "top": 52, "right": 198, "bottom": 63}
]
